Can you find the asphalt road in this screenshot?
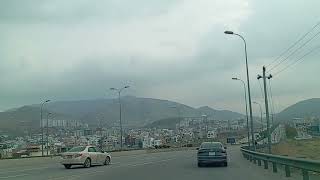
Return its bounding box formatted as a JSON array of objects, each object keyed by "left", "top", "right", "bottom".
[{"left": 0, "top": 146, "right": 308, "bottom": 180}]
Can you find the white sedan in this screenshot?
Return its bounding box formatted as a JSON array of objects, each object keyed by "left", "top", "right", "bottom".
[{"left": 60, "top": 146, "right": 111, "bottom": 169}]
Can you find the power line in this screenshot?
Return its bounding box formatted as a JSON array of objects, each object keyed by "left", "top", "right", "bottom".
[
  {"left": 266, "top": 21, "right": 320, "bottom": 68},
  {"left": 268, "top": 30, "right": 320, "bottom": 72},
  {"left": 268, "top": 79, "right": 275, "bottom": 124},
  {"left": 273, "top": 45, "right": 320, "bottom": 76}
]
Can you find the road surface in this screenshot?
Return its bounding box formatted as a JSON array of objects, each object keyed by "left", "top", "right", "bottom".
[{"left": 0, "top": 146, "right": 307, "bottom": 180}]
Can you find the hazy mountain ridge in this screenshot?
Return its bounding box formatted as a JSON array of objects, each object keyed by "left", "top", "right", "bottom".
[
  {"left": 276, "top": 98, "right": 320, "bottom": 121},
  {"left": 1, "top": 97, "right": 318, "bottom": 135},
  {"left": 0, "top": 97, "right": 243, "bottom": 134},
  {"left": 197, "top": 106, "right": 244, "bottom": 120}
]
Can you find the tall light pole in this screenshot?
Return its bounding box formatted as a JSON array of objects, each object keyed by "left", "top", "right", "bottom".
[
  {"left": 225, "top": 31, "right": 255, "bottom": 150},
  {"left": 253, "top": 102, "right": 263, "bottom": 131},
  {"left": 46, "top": 112, "right": 52, "bottom": 156},
  {"left": 110, "top": 86, "right": 130, "bottom": 150},
  {"left": 40, "top": 100, "right": 50, "bottom": 156},
  {"left": 170, "top": 105, "right": 182, "bottom": 147},
  {"left": 232, "top": 77, "right": 250, "bottom": 147},
  {"left": 98, "top": 115, "right": 104, "bottom": 150}
]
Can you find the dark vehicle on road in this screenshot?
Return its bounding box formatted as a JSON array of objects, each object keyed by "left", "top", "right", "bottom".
[{"left": 197, "top": 142, "right": 227, "bottom": 167}]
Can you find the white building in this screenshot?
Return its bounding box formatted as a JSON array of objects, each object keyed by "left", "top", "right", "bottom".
[
  {"left": 142, "top": 137, "right": 154, "bottom": 148},
  {"left": 153, "top": 140, "right": 162, "bottom": 146},
  {"left": 207, "top": 130, "right": 217, "bottom": 139}
]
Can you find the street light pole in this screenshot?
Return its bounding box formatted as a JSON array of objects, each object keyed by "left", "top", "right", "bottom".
[
  {"left": 170, "top": 106, "right": 182, "bottom": 147},
  {"left": 225, "top": 31, "right": 255, "bottom": 150},
  {"left": 46, "top": 112, "right": 51, "bottom": 156},
  {"left": 232, "top": 78, "right": 250, "bottom": 147},
  {"left": 40, "top": 100, "right": 50, "bottom": 156},
  {"left": 110, "top": 86, "right": 130, "bottom": 150},
  {"left": 253, "top": 102, "right": 263, "bottom": 131}
]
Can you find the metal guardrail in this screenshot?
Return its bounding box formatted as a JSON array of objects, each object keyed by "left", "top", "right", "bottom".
[{"left": 240, "top": 146, "right": 320, "bottom": 180}]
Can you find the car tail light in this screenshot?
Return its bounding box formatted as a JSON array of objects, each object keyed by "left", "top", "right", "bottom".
[{"left": 74, "top": 154, "right": 83, "bottom": 158}]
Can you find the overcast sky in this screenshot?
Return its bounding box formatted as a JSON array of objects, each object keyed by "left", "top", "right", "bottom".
[{"left": 0, "top": 0, "right": 320, "bottom": 114}]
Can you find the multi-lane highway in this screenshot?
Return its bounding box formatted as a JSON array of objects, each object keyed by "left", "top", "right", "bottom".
[{"left": 0, "top": 146, "right": 303, "bottom": 180}]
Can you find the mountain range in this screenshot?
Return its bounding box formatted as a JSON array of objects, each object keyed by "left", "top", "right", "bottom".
[
  {"left": 0, "top": 96, "right": 244, "bottom": 135},
  {"left": 1, "top": 97, "right": 320, "bottom": 135},
  {"left": 276, "top": 98, "right": 320, "bottom": 121}
]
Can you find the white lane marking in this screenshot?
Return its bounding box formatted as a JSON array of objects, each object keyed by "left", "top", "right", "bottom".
[
  {"left": 0, "top": 174, "right": 29, "bottom": 179},
  {"left": 49, "top": 157, "right": 178, "bottom": 180}
]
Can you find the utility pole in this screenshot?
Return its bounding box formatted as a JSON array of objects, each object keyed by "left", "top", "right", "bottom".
[
  {"left": 46, "top": 112, "right": 51, "bottom": 156},
  {"left": 258, "top": 66, "right": 272, "bottom": 153}
]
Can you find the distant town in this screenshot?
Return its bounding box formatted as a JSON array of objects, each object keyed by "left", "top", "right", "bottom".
[{"left": 0, "top": 115, "right": 251, "bottom": 158}]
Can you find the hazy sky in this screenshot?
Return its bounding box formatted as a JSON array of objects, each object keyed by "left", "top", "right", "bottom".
[{"left": 0, "top": 0, "right": 320, "bottom": 114}]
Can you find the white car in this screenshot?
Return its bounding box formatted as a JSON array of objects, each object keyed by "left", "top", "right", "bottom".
[{"left": 60, "top": 146, "right": 111, "bottom": 169}]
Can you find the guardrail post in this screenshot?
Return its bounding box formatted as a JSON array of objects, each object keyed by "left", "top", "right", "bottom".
[
  {"left": 285, "top": 165, "right": 290, "bottom": 177},
  {"left": 302, "top": 170, "right": 309, "bottom": 180},
  {"left": 253, "top": 158, "right": 257, "bottom": 164},
  {"left": 258, "top": 159, "right": 261, "bottom": 166},
  {"left": 272, "top": 162, "right": 277, "bottom": 173},
  {"left": 264, "top": 160, "right": 268, "bottom": 169},
  {"left": 250, "top": 156, "right": 253, "bottom": 162},
  {"left": 246, "top": 155, "right": 249, "bottom": 160}
]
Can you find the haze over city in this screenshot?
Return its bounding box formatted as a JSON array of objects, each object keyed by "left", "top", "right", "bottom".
[{"left": 1, "top": 0, "right": 320, "bottom": 114}]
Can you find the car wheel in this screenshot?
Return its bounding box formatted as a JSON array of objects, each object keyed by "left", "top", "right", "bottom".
[
  {"left": 84, "top": 158, "right": 91, "bottom": 168},
  {"left": 64, "top": 164, "right": 72, "bottom": 169},
  {"left": 104, "top": 156, "right": 111, "bottom": 165},
  {"left": 197, "top": 162, "right": 202, "bottom": 167},
  {"left": 224, "top": 162, "right": 228, "bottom": 167}
]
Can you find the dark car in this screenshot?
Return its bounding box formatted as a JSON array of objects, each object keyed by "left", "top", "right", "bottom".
[{"left": 197, "top": 142, "right": 228, "bottom": 167}]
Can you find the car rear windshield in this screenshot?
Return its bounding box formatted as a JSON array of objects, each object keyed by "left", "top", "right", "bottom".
[
  {"left": 68, "top": 146, "right": 86, "bottom": 152},
  {"left": 200, "top": 143, "right": 222, "bottom": 149}
]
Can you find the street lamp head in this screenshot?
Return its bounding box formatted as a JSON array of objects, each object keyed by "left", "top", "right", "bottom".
[
  {"left": 45, "top": 100, "right": 50, "bottom": 103},
  {"left": 124, "top": 85, "right": 130, "bottom": 89},
  {"left": 257, "top": 75, "right": 262, "bottom": 80},
  {"left": 232, "top": 77, "right": 238, "bottom": 80},
  {"left": 224, "top": 31, "right": 234, "bottom": 35}
]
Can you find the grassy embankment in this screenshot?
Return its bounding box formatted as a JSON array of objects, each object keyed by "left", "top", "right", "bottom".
[{"left": 271, "top": 125, "right": 320, "bottom": 160}]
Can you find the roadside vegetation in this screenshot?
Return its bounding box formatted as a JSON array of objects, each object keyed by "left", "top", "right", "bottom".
[{"left": 272, "top": 138, "right": 320, "bottom": 160}]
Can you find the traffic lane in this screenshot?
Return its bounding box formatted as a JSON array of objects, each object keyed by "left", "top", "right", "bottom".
[
  {"left": 0, "top": 157, "right": 59, "bottom": 172},
  {"left": 0, "top": 147, "right": 304, "bottom": 180},
  {"left": 0, "top": 148, "right": 184, "bottom": 172},
  {"left": 65, "top": 146, "right": 301, "bottom": 180},
  {"left": 0, "top": 150, "right": 192, "bottom": 180},
  {"left": 0, "top": 150, "right": 165, "bottom": 175}
]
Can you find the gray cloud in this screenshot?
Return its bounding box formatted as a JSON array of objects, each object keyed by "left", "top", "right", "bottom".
[{"left": 0, "top": 0, "right": 320, "bottom": 115}]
